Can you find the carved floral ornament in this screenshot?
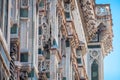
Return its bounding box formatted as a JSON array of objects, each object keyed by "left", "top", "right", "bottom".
[
  {"left": 92, "top": 51, "right": 98, "bottom": 57},
  {"left": 89, "top": 50, "right": 100, "bottom": 59},
  {"left": 96, "top": 5, "right": 110, "bottom": 16},
  {"left": 79, "top": 0, "right": 98, "bottom": 41}
]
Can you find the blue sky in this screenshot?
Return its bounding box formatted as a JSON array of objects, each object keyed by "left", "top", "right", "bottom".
[{"left": 96, "top": 0, "right": 120, "bottom": 80}]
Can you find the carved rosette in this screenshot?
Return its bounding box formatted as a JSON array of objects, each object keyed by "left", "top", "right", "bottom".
[{"left": 89, "top": 50, "right": 100, "bottom": 61}]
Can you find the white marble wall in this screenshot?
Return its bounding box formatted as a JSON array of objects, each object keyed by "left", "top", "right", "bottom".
[
  {"left": 19, "top": 0, "right": 38, "bottom": 77},
  {"left": 65, "top": 47, "right": 72, "bottom": 80},
  {"left": 20, "top": 21, "right": 28, "bottom": 50},
  {"left": 50, "top": 0, "right": 58, "bottom": 45},
  {"left": 50, "top": 50, "right": 58, "bottom": 80}
]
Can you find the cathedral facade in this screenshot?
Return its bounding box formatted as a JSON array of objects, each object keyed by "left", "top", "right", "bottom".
[{"left": 0, "top": 0, "right": 113, "bottom": 80}]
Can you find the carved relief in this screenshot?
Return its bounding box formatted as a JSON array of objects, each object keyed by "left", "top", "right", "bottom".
[
  {"left": 92, "top": 51, "right": 98, "bottom": 57},
  {"left": 10, "top": 42, "right": 18, "bottom": 60},
  {"left": 79, "top": 0, "right": 97, "bottom": 41},
  {"left": 45, "top": 60, "right": 50, "bottom": 71},
  {"left": 89, "top": 50, "right": 100, "bottom": 60},
  {"left": 96, "top": 6, "right": 110, "bottom": 16},
  {"left": 90, "top": 33, "right": 99, "bottom": 42},
  {"left": 20, "top": 71, "right": 28, "bottom": 80}
]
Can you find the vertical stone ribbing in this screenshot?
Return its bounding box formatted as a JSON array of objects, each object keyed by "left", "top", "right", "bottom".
[
  {"left": 50, "top": 49, "right": 58, "bottom": 80},
  {"left": 65, "top": 39, "right": 71, "bottom": 80}
]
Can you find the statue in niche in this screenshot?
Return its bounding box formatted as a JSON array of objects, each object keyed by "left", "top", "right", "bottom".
[{"left": 10, "top": 43, "right": 18, "bottom": 60}]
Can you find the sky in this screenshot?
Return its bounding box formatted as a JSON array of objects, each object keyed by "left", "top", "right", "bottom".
[{"left": 96, "top": 0, "right": 120, "bottom": 80}]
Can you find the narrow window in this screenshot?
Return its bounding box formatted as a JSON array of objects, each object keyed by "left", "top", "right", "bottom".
[
  {"left": 91, "top": 60, "right": 98, "bottom": 80},
  {"left": 38, "top": 48, "right": 42, "bottom": 54},
  {"left": 65, "top": 12, "right": 70, "bottom": 18},
  {"left": 53, "top": 39, "right": 56, "bottom": 46},
  {"left": 77, "top": 58, "right": 81, "bottom": 64},
  {"left": 11, "top": 24, "right": 17, "bottom": 34},
  {"left": 20, "top": 8, "right": 28, "bottom": 17},
  {"left": 66, "top": 39, "right": 70, "bottom": 47},
  {"left": 38, "top": 27, "right": 42, "bottom": 35},
  {"left": 20, "top": 53, "right": 28, "bottom": 62}
]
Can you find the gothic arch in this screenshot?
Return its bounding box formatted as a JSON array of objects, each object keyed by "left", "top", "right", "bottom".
[{"left": 91, "top": 60, "right": 99, "bottom": 80}]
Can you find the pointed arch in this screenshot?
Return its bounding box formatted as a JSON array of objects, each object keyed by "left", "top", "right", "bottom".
[{"left": 91, "top": 60, "right": 99, "bottom": 80}]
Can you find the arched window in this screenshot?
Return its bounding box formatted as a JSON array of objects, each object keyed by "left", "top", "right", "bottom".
[
  {"left": 91, "top": 60, "right": 98, "bottom": 80},
  {"left": 53, "top": 39, "right": 57, "bottom": 46}
]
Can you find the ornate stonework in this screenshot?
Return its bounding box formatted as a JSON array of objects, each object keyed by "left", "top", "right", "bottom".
[{"left": 0, "top": 0, "right": 113, "bottom": 80}]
